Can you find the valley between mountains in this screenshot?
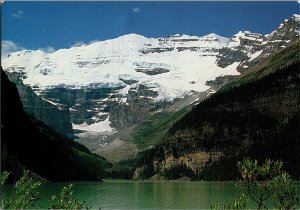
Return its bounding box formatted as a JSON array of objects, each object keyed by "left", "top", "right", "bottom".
[{"left": 2, "top": 14, "right": 300, "bottom": 181}]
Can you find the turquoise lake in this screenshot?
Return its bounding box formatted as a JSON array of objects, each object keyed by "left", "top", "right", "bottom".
[{"left": 3, "top": 181, "right": 300, "bottom": 209}]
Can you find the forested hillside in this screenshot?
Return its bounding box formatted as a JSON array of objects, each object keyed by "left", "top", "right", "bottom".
[
  {"left": 1, "top": 68, "right": 111, "bottom": 183},
  {"left": 134, "top": 40, "right": 300, "bottom": 180}
]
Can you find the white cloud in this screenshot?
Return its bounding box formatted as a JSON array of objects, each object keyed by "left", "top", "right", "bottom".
[
  {"left": 1, "top": 40, "right": 25, "bottom": 59},
  {"left": 38, "top": 46, "right": 56, "bottom": 53},
  {"left": 11, "top": 10, "right": 24, "bottom": 19},
  {"left": 132, "top": 7, "right": 140, "bottom": 14}
]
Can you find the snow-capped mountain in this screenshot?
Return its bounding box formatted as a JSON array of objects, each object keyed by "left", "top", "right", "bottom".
[
  {"left": 2, "top": 33, "right": 235, "bottom": 99},
  {"left": 2, "top": 33, "right": 239, "bottom": 133},
  {"left": 2, "top": 14, "right": 299, "bottom": 160},
  {"left": 217, "top": 14, "right": 300, "bottom": 71}
]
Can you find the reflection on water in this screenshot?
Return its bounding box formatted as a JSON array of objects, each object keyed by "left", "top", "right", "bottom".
[
  {"left": 65, "top": 182, "right": 241, "bottom": 209},
  {"left": 3, "top": 181, "right": 300, "bottom": 209}
]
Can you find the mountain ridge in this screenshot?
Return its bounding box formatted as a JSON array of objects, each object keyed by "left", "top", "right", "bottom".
[
  {"left": 132, "top": 39, "right": 300, "bottom": 180},
  {"left": 1, "top": 68, "right": 112, "bottom": 182},
  {"left": 2, "top": 14, "right": 299, "bottom": 162}
]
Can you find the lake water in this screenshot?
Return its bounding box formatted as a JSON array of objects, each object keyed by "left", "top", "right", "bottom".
[{"left": 3, "top": 181, "right": 300, "bottom": 209}]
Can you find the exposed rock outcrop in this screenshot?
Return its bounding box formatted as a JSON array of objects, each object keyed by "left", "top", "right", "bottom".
[
  {"left": 217, "top": 14, "right": 300, "bottom": 71},
  {"left": 6, "top": 72, "right": 72, "bottom": 136}
]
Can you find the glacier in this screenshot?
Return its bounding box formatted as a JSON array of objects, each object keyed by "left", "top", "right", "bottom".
[{"left": 2, "top": 33, "right": 239, "bottom": 102}]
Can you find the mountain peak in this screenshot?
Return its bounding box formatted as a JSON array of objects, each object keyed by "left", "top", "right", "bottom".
[
  {"left": 265, "top": 13, "right": 300, "bottom": 39},
  {"left": 234, "top": 31, "right": 256, "bottom": 37},
  {"left": 292, "top": 14, "right": 300, "bottom": 21},
  {"left": 203, "top": 33, "right": 229, "bottom": 44},
  {"left": 118, "top": 33, "right": 147, "bottom": 40},
  {"left": 168, "top": 34, "right": 199, "bottom": 39}
]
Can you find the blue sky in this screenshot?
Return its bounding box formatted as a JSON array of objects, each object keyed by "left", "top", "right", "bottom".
[{"left": 2, "top": 1, "right": 299, "bottom": 55}]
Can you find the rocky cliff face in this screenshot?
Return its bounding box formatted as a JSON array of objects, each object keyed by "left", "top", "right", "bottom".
[
  {"left": 133, "top": 39, "right": 300, "bottom": 181},
  {"left": 2, "top": 14, "right": 299, "bottom": 161},
  {"left": 133, "top": 151, "right": 223, "bottom": 181},
  {"left": 6, "top": 72, "right": 73, "bottom": 136},
  {"left": 2, "top": 31, "right": 236, "bottom": 155},
  {"left": 217, "top": 14, "right": 300, "bottom": 72},
  {"left": 217, "top": 31, "right": 264, "bottom": 68}
]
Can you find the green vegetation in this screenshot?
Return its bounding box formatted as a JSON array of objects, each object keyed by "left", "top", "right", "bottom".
[
  {"left": 71, "top": 148, "right": 112, "bottom": 178},
  {"left": 2, "top": 170, "right": 41, "bottom": 209},
  {"left": 219, "top": 39, "right": 300, "bottom": 93},
  {"left": 210, "top": 194, "right": 247, "bottom": 210},
  {"left": 1, "top": 68, "right": 115, "bottom": 182},
  {"left": 133, "top": 107, "right": 191, "bottom": 150},
  {"left": 163, "top": 162, "right": 195, "bottom": 180},
  {"left": 109, "top": 107, "right": 192, "bottom": 179},
  {"left": 1, "top": 170, "right": 89, "bottom": 209},
  {"left": 1, "top": 66, "right": 194, "bottom": 182},
  {"left": 135, "top": 40, "right": 300, "bottom": 181},
  {"left": 237, "top": 158, "right": 299, "bottom": 209},
  {"left": 211, "top": 158, "right": 299, "bottom": 209},
  {"left": 0, "top": 171, "right": 9, "bottom": 185},
  {"left": 105, "top": 165, "right": 135, "bottom": 180},
  {"left": 49, "top": 184, "right": 90, "bottom": 209}
]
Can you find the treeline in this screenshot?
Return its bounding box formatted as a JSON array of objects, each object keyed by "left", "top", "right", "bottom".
[
  {"left": 169, "top": 61, "right": 300, "bottom": 135},
  {"left": 163, "top": 162, "right": 195, "bottom": 180},
  {"left": 134, "top": 41, "right": 300, "bottom": 180},
  {"left": 1, "top": 68, "right": 112, "bottom": 182}
]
